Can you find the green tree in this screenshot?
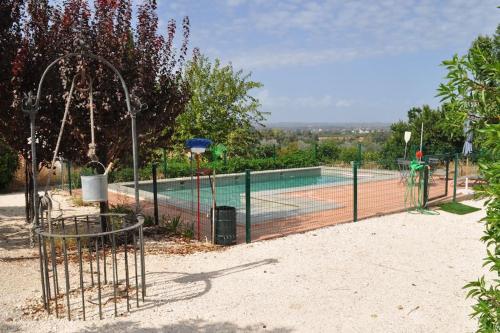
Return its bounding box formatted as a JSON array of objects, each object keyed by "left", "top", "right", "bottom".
[
  {"left": 380, "top": 105, "right": 463, "bottom": 168},
  {"left": 437, "top": 25, "right": 499, "bottom": 146},
  {"left": 173, "top": 55, "right": 266, "bottom": 157},
  {"left": 464, "top": 124, "right": 500, "bottom": 333},
  {"left": 317, "top": 140, "right": 340, "bottom": 161},
  {"left": 440, "top": 25, "right": 500, "bottom": 333}
]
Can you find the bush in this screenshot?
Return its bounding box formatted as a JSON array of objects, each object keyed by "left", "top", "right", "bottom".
[
  {"left": 68, "top": 145, "right": 389, "bottom": 185},
  {"left": 318, "top": 140, "right": 340, "bottom": 161},
  {"left": 339, "top": 147, "right": 360, "bottom": 164},
  {"left": 0, "top": 141, "right": 18, "bottom": 190},
  {"left": 464, "top": 124, "right": 500, "bottom": 332}
]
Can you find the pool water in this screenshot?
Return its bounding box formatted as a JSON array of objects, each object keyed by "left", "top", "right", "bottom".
[{"left": 159, "top": 173, "right": 349, "bottom": 209}]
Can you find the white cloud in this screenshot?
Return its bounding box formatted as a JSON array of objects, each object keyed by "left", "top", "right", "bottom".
[
  {"left": 194, "top": 0, "right": 499, "bottom": 69},
  {"left": 335, "top": 99, "right": 351, "bottom": 108},
  {"left": 256, "top": 89, "right": 351, "bottom": 111}
]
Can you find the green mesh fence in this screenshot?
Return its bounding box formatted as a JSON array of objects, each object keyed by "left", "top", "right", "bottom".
[{"left": 103, "top": 150, "right": 455, "bottom": 244}]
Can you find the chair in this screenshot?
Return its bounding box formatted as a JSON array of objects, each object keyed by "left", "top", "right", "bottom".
[
  {"left": 427, "top": 157, "right": 440, "bottom": 183},
  {"left": 396, "top": 158, "right": 410, "bottom": 183}
]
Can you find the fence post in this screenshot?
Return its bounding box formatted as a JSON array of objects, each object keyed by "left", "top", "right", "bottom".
[
  {"left": 245, "top": 169, "right": 251, "bottom": 243},
  {"left": 423, "top": 164, "right": 429, "bottom": 207},
  {"left": 352, "top": 161, "right": 358, "bottom": 222},
  {"left": 67, "top": 160, "right": 72, "bottom": 195},
  {"left": 162, "top": 148, "right": 168, "bottom": 178},
  {"left": 453, "top": 153, "right": 459, "bottom": 202},
  {"left": 445, "top": 156, "right": 450, "bottom": 197},
  {"left": 152, "top": 163, "right": 159, "bottom": 225}
]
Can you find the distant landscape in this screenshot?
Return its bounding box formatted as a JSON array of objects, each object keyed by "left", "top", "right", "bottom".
[{"left": 265, "top": 122, "right": 391, "bottom": 130}]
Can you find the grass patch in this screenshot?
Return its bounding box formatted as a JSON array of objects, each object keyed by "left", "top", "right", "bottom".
[{"left": 438, "top": 202, "right": 481, "bottom": 215}]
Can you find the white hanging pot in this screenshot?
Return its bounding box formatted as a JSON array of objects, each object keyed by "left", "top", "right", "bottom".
[{"left": 81, "top": 161, "right": 108, "bottom": 202}]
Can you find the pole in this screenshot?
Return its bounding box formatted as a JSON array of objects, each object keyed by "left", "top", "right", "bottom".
[
  {"left": 152, "top": 163, "right": 159, "bottom": 225},
  {"left": 245, "top": 169, "right": 251, "bottom": 243},
  {"left": 419, "top": 122, "right": 424, "bottom": 161},
  {"left": 196, "top": 155, "right": 201, "bottom": 241},
  {"left": 353, "top": 161, "right": 358, "bottom": 222},
  {"left": 190, "top": 152, "right": 194, "bottom": 230},
  {"left": 423, "top": 164, "right": 429, "bottom": 207},
  {"left": 453, "top": 153, "right": 459, "bottom": 202},
  {"left": 212, "top": 168, "right": 216, "bottom": 244},
  {"left": 445, "top": 157, "right": 450, "bottom": 197},
  {"left": 67, "top": 160, "right": 72, "bottom": 195},
  {"left": 29, "top": 112, "right": 39, "bottom": 227},
  {"left": 130, "top": 113, "right": 140, "bottom": 213}
]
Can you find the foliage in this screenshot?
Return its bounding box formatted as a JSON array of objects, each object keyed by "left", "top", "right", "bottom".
[
  {"left": 164, "top": 215, "right": 183, "bottom": 235},
  {"left": 380, "top": 105, "right": 463, "bottom": 168},
  {"left": 182, "top": 227, "right": 195, "bottom": 240},
  {"left": 172, "top": 55, "right": 266, "bottom": 157},
  {"left": 0, "top": 141, "right": 19, "bottom": 190},
  {"left": 108, "top": 203, "right": 134, "bottom": 215},
  {"left": 437, "top": 25, "right": 499, "bottom": 147},
  {"left": 254, "top": 144, "right": 276, "bottom": 159},
  {"left": 339, "top": 147, "right": 360, "bottom": 164},
  {"left": 317, "top": 140, "right": 340, "bottom": 162},
  {"left": 445, "top": 25, "right": 500, "bottom": 333},
  {"left": 464, "top": 124, "right": 500, "bottom": 333},
  {"left": 278, "top": 141, "right": 300, "bottom": 157},
  {"left": 143, "top": 215, "right": 155, "bottom": 227},
  {"left": 0, "top": 0, "right": 191, "bottom": 167}
]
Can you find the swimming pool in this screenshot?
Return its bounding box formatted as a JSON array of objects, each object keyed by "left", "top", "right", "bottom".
[
  {"left": 160, "top": 171, "right": 350, "bottom": 209},
  {"left": 109, "top": 166, "right": 400, "bottom": 226}
]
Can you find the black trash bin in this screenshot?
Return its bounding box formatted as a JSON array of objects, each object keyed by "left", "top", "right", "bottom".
[{"left": 211, "top": 206, "right": 236, "bottom": 245}]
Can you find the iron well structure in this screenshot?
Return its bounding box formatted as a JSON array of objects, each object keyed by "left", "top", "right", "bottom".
[{"left": 24, "top": 52, "right": 146, "bottom": 320}]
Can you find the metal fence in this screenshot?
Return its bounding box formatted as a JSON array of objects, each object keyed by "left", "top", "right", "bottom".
[
  {"left": 137, "top": 155, "right": 453, "bottom": 244},
  {"left": 36, "top": 213, "right": 146, "bottom": 320}
]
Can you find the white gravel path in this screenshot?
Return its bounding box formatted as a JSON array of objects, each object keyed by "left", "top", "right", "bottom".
[{"left": 0, "top": 192, "right": 487, "bottom": 332}]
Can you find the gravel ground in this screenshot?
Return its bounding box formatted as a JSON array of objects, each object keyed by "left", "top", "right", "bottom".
[{"left": 0, "top": 192, "right": 487, "bottom": 332}]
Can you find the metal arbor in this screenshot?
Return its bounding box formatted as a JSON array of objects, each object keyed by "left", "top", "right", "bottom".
[{"left": 24, "top": 52, "right": 146, "bottom": 320}]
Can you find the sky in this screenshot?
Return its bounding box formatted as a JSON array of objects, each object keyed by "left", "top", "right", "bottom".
[{"left": 155, "top": 0, "right": 498, "bottom": 124}]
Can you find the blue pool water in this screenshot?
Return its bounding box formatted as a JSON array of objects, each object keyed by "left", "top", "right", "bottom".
[{"left": 159, "top": 173, "right": 349, "bottom": 209}]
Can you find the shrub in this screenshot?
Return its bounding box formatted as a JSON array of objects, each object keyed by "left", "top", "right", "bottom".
[
  {"left": 339, "top": 147, "right": 360, "bottom": 164},
  {"left": 464, "top": 124, "right": 500, "bottom": 332},
  {"left": 0, "top": 141, "right": 18, "bottom": 190},
  {"left": 318, "top": 140, "right": 340, "bottom": 161}
]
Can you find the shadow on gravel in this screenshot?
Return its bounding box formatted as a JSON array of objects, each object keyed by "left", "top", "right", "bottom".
[
  {"left": 138, "top": 258, "right": 279, "bottom": 310},
  {"left": 0, "top": 322, "right": 20, "bottom": 332},
  {"left": 0, "top": 205, "right": 26, "bottom": 219},
  {"left": 79, "top": 318, "right": 293, "bottom": 333},
  {"left": 0, "top": 223, "right": 30, "bottom": 252}
]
